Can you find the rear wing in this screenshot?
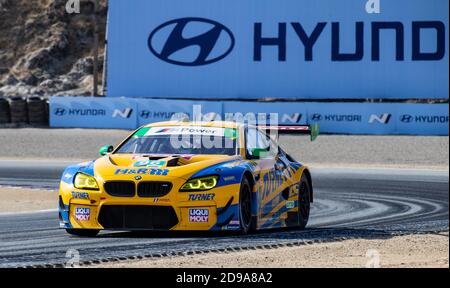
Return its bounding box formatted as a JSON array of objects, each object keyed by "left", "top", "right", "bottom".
[{"left": 260, "top": 124, "right": 320, "bottom": 141}]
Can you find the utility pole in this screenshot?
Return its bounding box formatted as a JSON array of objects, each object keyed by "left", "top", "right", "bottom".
[
  {"left": 92, "top": 0, "right": 99, "bottom": 96},
  {"left": 101, "top": 0, "right": 109, "bottom": 96}
]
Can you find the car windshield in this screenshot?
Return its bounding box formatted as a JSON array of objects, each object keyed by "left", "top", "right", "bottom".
[{"left": 115, "top": 126, "right": 238, "bottom": 156}]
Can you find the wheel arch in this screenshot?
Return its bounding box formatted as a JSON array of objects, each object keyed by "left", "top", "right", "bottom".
[
  {"left": 302, "top": 168, "right": 314, "bottom": 203},
  {"left": 242, "top": 170, "right": 258, "bottom": 229},
  {"left": 242, "top": 170, "right": 256, "bottom": 189}
]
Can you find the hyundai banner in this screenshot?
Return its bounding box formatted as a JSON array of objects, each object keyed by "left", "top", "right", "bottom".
[
  {"left": 136, "top": 99, "right": 223, "bottom": 126},
  {"left": 107, "top": 0, "right": 448, "bottom": 100},
  {"left": 49, "top": 97, "right": 449, "bottom": 135},
  {"left": 50, "top": 97, "right": 137, "bottom": 129}
]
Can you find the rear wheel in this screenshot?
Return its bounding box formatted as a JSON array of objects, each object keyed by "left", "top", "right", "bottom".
[
  {"left": 65, "top": 229, "right": 99, "bottom": 237},
  {"left": 298, "top": 174, "right": 311, "bottom": 229},
  {"left": 239, "top": 177, "right": 252, "bottom": 234}
]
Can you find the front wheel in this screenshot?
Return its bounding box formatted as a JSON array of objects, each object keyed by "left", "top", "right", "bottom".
[
  {"left": 65, "top": 229, "right": 99, "bottom": 237},
  {"left": 239, "top": 177, "right": 252, "bottom": 235},
  {"left": 298, "top": 174, "right": 311, "bottom": 230}
]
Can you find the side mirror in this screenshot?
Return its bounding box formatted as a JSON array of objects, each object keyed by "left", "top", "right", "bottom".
[
  {"left": 249, "top": 147, "right": 269, "bottom": 159},
  {"left": 99, "top": 145, "right": 114, "bottom": 156},
  {"left": 310, "top": 123, "right": 320, "bottom": 142}
]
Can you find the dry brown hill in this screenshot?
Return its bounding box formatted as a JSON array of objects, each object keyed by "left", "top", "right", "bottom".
[{"left": 0, "top": 0, "right": 107, "bottom": 97}]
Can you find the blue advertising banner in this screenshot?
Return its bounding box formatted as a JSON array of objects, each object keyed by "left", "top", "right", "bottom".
[
  {"left": 223, "top": 101, "right": 308, "bottom": 125},
  {"left": 136, "top": 99, "right": 223, "bottom": 126},
  {"left": 107, "top": 0, "right": 448, "bottom": 100},
  {"left": 304, "top": 103, "right": 449, "bottom": 135},
  {"left": 49, "top": 97, "right": 449, "bottom": 136},
  {"left": 49, "top": 97, "right": 137, "bottom": 129}
]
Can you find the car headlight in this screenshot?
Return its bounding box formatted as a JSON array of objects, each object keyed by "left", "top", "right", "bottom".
[
  {"left": 180, "top": 176, "right": 219, "bottom": 192},
  {"left": 74, "top": 173, "right": 99, "bottom": 190}
]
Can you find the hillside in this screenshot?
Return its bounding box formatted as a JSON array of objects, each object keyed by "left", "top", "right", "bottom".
[{"left": 0, "top": 0, "right": 107, "bottom": 97}]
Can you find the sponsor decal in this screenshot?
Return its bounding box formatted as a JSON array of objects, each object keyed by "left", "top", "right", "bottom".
[
  {"left": 148, "top": 17, "right": 445, "bottom": 65},
  {"left": 140, "top": 110, "right": 188, "bottom": 120},
  {"left": 368, "top": 113, "right": 391, "bottom": 124},
  {"left": 115, "top": 168, "right": 169, "bottom": 176},
  {"left": 139, "top": 126, "right": 226, "bottom": 137},
  {"left": 53, "top": 108, "right": 106, "bottom": 117},
  {"left": 286, "top": 201, "right": 295, "bottom": 209},
  {"left": 310, "top": 113, "right": 362, "bottom": 122},
  {"left": 188, "top": 193, "right": 215, "bottom": 201},
  {"left": 74, "top": 207, "right": 90, "bottom": 221},
  {"left": 260, "top": 169, "right": 285, "bottom": 201},
  {"left": 189, "top": 209, "right": 209, "bottom": 223},
  {"left": 223, "top": 220, "right": 240, "bottom": 230},
  {"left": 223, "top": 176, "right": 236, "bottom": 182},
  {"left": 112, "top": 108, "right": 133, "bottom": 119},
  {"left": 148, "top": 18, "right": 235, "bottom": 67},
  {"left": 229, "top": 220, "right": 240, "bottom": 225},
  {"left": 400, "top": 115, "right": 449, "bottom": 124},
  {"left": 134, "top": 160, "right": 166, "bottom": 168},
  {"left": 72, "top": 192, "right": 90, "bottom": 200}
]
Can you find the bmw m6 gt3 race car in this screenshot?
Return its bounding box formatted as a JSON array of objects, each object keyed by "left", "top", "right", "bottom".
[{"left": 58, "top": 121, "right": 319, "bottom": 237}]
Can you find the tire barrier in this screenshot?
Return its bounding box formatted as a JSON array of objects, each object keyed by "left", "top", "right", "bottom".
[
  {"left": 27, "top": 97, "right": 48, "bottom": 125},
  {"left": 8, "top": 97, "right": 28, "bottom": 124},
  {"left": 0, "top": 98, "right": 11, "bottom": 124}
]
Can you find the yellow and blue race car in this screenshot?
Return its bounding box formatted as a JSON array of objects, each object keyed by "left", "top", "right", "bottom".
[{"left": 58, "top": 121, "right": 318, "bottom": 236}]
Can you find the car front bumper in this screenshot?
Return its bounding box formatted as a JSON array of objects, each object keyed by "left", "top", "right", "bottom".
[{"left": 58, "top": 179, "right": 241, "bottom": 232}]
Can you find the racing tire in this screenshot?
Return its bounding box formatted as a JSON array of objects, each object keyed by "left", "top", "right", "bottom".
[
  {"left": 27, "top": 97, "right": 48, "bottom": 125},
  {"left": 65, "top": 229, "right": 99, "bottom": 237},
  {"left": 0, "top": 98, "right": 10, "bottom": 124},
  {"left": 9, "top": 97, "right": 28, "bottom": 124},
  {"left": 298, "top": 174, "right": 311, "bottom": 230},
  {"left": 239, "top": 177, "right": 252, "bottom": 235}
]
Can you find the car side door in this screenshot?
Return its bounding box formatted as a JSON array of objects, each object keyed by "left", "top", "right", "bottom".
[{"left": 246, "top": 128, "right": 286, "bottom": 222}]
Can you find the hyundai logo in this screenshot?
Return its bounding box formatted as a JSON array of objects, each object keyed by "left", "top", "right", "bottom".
[
  {"left": 401, "top": 114, "right": 414, "bottom": 123},
  {"left": 148, "top": 17, "right": 235, "bottom": 66},
  {"left": 311, "top": 114, "right": 322, "bottom": 121},
  {"left": 54, "top": 108, "right": 66, "bottom": 116}
]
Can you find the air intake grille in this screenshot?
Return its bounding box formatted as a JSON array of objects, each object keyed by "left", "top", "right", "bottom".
[
  {"left": 138, "top": 182, "right": 172, "bottom": 198},
  {"left": 104, "top": 181, "right": 135, "bottom": 197},
  {"left": 98, "top": 205, "right": 178, "bottom": 230}
]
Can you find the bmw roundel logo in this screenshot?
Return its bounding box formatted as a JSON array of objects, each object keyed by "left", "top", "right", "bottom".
[
  {"left": 135, "top": 176, "right": 142, "bottom": 181},
  {"left": 148, "top": 17, "right": 235, "bottom": 66}
]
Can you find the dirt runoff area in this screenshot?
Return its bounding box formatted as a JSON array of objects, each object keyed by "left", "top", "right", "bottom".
[
  {"left": 0, "top": 187, "right": 57, "bottom": 213},
  {"left": 96, "top": 232, "right": 449, "bottom": 268}
]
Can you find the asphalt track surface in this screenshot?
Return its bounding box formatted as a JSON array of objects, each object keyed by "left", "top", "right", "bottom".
[{"left": 0, "top": 161, "right": 448, "bottom": 268}]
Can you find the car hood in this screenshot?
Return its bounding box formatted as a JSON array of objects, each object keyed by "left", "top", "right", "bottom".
[{"left": 93, "top": 154, "right": 241, "bottom": 180}]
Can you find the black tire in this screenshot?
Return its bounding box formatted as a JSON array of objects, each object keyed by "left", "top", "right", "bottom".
[
  {"left": 0, "top": 98, "right": 10, "bottom": 124},
  {"left": 9, "top": 97, "right": 28, "bottom": 124},
  {"left": 65, "top": 229, "right": 99, "bottom": 237},
  {"left": 239, "top": 177, "right": 252, "bottom": 234},
  {"left": 298, "top": 174, "right": 311, "bottom": 230},
  {"left": 27, "top": 97, "right": 47, "bottom": 125}
]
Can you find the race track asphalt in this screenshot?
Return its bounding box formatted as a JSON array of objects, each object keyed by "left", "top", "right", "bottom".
[{"left": 0, "top": 161, "right": 448, "bottom": 268}]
